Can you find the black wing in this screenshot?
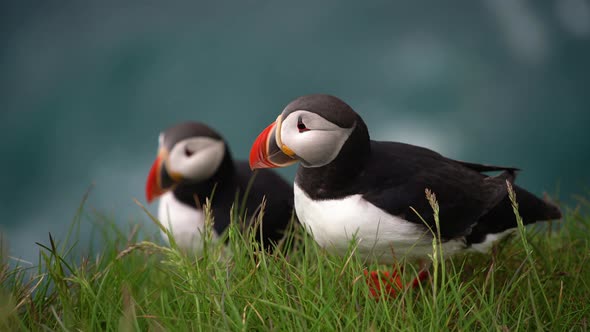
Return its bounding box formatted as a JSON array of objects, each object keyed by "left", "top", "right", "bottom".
[{"left": 361, "top": 141, "right": 515, "bottom": 240}]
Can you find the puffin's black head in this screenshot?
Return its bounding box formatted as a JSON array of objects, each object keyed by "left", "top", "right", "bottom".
[
  {"left": 250, "top": 94, "right": 369, "bottom": 170},
  {"left": 146, "top": 122, "right": 228, "bottom": 203}
]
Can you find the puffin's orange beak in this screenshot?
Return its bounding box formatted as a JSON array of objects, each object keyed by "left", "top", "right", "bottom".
[
  {"left": 249, "top": 116, "right": 298, "bottom": 170},
  {"left": 145, "top": 149, "right": 182, "bottom": 203}
]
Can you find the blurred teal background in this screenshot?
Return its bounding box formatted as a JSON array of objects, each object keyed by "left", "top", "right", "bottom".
[{"left": 2, "top": 1, "right": 589, "bottom": 262}]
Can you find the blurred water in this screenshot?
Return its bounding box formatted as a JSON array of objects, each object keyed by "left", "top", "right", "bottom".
[{"left": 2, "top": 1, "right": 589, "bottom": 262}]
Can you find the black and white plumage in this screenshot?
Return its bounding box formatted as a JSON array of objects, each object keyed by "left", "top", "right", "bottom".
[
  {"left": 249, "top": 94, "right": 561, "bottom": 264},
  {"left": 146, "top": 121, "right": 293, "bottom": 254}
]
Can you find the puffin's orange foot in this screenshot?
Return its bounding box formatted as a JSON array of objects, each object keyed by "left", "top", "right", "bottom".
[
  {"left": 410, "top": 270, "right": 430, "bottom": 288},
  {"left": 364, "top": 269, "right": 403, "bottom": 298}
]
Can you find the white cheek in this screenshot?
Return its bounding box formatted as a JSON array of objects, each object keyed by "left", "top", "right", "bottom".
[
  {"left": 168, "top": 138, "right": 226, "bottom": 181},
  {"left": 285, "top": 131, "right": 345, "bottom": 167},
  {"left": 281, "top": 112, "right": 354, "bottom": 168}
]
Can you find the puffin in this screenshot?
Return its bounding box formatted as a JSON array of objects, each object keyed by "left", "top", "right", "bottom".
[
  {"left": 145, "top": 121, "right": 294, "bottom": 254},
  {"left": 249, "top": 94, "right": 562, "bottom": 296}
]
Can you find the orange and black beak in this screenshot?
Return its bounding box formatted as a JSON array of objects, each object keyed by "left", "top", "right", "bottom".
[
  {"left": 145, "top": 148, "right": 183, "bottom": 203},
  {"left": 249, "top": 115, "right": 298, "bottom": 170}
]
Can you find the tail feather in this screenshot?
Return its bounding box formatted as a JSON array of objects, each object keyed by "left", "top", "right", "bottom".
[
  {"left": 466, "top": 184, "right": 561, "bottom": 245},
  {"left": 513, "top": 185, "right": 562, "bottom": 222}
]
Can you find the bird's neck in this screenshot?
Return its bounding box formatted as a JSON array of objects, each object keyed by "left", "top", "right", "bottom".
[
  {"left": 172, "top": 149, "right": 235, "bottom": 208},
  {"left": 296, "top": 129, "right": 370, "bottom": 200}
]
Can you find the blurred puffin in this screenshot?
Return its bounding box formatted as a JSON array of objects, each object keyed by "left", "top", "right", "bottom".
[
  {"left": 249, "top": 94, "right": 561, "bottom": 296},
  {"left": 146, "top": 121, "right": 293, "bottom": 254}
]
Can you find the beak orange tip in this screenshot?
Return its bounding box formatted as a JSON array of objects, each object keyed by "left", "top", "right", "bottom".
[
  {"left": 249, "top": 121, "right": 277, "bottom": 169},
  {"left": 146, "top": 155, "right": 164, "bottom": 203}
]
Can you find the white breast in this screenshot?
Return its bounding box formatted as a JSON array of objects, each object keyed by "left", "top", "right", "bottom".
[
  {"left": 293, "top": 184, "right": 465, "bottom": 263},
  {"left": 158, "top": 192, "right": 218, "bottom": 254}
]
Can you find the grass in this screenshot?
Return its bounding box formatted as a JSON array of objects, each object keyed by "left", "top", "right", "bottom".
[{"left": 1, "top": 188, "right": 589, "bottom": 331}]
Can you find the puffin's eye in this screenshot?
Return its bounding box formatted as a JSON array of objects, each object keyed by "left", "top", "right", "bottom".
[
  {"left": 297, "top": 117, "right": 309, "bottom": 132},
  {"left": 184, "top": 146, "right": 194, "bottom": 157}
]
